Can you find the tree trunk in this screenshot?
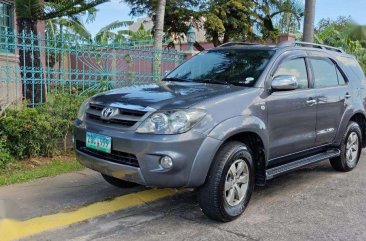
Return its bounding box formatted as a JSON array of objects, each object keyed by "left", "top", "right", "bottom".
[
  {"left": 152, "top": 0, "right": 166, "bottom": 81},
  {"left": 17, "top": 18, "right": 46, "bottom": 105},
  {"left": 153, "top": 0, "right": 166, "bottom": 50},
  {"left": 212, "top": 32, "right": 221, "bottom": 47},
  {"left": 303, "top": 0, "right": 316, "bottom": 42}
]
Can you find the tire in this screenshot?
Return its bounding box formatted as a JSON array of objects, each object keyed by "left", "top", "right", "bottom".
[
  {"left": 330, "top": 121, "right": 362, "bottom": 172},
  {"left": 101, "top": 174, "right": 139, "bottom": 188},
  {"left": 197, "top": 141, "right": 255, "bottom": 222}
]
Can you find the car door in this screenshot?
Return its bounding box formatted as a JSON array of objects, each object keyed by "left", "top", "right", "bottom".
[
  {"left": 266, "top": 54, "right": 317, "bottom": 161},
  {"left": 308, "top": 56, "right": 349, "bottom": 145}
]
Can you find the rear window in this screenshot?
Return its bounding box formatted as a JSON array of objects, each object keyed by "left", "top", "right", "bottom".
[{"left": 337, "top": 56, "right": 366, "bottom": 82}]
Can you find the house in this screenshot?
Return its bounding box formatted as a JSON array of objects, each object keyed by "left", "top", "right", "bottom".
[
  {"left": 128, "top": 17, "right": 214, "bottom": 51},
  {"left": 0, "top": 0, "right": 46, "bottom": 110},
  {"left": 0, "top": 0, "right": 19, "bottom": 111}
]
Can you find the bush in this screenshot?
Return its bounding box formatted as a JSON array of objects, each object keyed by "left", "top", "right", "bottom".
[
  {"left": 0, "top": 94, "right": 86, "bottom": 160},
  {"left": 0, "top": 136, "right": 13, "bottom": 169}
]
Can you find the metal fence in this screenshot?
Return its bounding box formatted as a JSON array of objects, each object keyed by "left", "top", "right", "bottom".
[{"left": 0, "top": 32, "right": 185, "bottom": 108}]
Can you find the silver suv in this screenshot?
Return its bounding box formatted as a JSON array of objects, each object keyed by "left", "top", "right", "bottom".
[{"left": 74, "top": 41, "right": 366, "bottom": 221}]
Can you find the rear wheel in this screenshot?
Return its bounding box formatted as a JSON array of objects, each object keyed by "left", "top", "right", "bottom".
[
  {"left": 197, "top": 141, "right": 254, "bottom": 222},
  {"left": 330, "top": 121, "right": 362, "bottom": 172},
  {"left": 101, "top": 174, "right": 138, "bottom": 188}
]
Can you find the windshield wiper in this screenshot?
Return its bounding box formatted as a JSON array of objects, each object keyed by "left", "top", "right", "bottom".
[
  {"left": 162, "top": 77, "right": 189, "bottom": 82},
  {"left": 199, "top": 79, "right": 230, "bottom": 85}
]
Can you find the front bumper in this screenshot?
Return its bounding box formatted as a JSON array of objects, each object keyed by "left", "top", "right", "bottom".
[{"left": 74, "top": 121, "right": 222, "bottom": 188}]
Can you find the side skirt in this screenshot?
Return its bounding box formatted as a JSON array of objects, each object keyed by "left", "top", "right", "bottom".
[{"left": 265, "top": 148, "right": 340, "bottom": 180}]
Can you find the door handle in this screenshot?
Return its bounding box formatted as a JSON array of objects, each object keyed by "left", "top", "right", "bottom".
[
  {"left": 306, "top": 99, "right": 317, "bottom": 106},
  {"left": 345, "top": 93, "right": 351, "bottom": 99}
]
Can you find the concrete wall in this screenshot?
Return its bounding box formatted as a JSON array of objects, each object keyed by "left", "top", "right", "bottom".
[
  {"left": 0, "top": 0, "right": 46, "bottom": 110},
  {"left": 0, "top": 53, "right": 21, "bottom": 112}
]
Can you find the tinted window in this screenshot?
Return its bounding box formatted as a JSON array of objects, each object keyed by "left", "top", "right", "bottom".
[
  {"left": 336, "top": 68, "right": 346, "bottom": 85},
  {"left": 311, "top": 59, "right": 338, "bottom": 88},
  {"left": 164, "top": 49, "right": 274, "bottom": 87},
  {"left": 338, "top": 56, "right": 365, "bottom": 82},
  {"left": 274, "top": 58, "right": 308, "bottom": 89}
]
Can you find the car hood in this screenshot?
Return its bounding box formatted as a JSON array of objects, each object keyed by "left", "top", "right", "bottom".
[{"left": 91, "top": 81, "right": 245, "bottom": 110}]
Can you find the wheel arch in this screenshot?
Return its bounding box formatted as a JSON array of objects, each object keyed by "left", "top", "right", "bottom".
[
  {"left": 349, "top": 112, "right": 366, "bottom": 147},
  {"left": 187, "top": 116, "right": 269, "bottom": 187},
  {"left": 223, "top": 131, "right": 267, "bottom": 186}
]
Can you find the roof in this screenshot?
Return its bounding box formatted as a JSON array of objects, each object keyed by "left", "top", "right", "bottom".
[{"left": 211, "top": 41, "right": 352, "bottom": 57}]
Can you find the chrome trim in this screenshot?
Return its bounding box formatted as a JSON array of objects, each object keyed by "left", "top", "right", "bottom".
[{"left": 317, "top": 128, "right": 335, "bottom": 135}]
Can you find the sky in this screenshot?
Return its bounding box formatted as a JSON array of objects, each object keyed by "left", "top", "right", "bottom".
[{"left": 84, "top": 0, "right": 366, "bottom": 37}]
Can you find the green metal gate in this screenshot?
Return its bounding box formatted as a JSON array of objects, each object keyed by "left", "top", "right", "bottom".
[{"left": 0, "top": 32, "right": 184, "bottom": 107}]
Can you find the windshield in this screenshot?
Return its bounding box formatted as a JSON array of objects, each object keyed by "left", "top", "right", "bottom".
[{"left": 164, "top": 49, "right": 274, "bottom": 87}]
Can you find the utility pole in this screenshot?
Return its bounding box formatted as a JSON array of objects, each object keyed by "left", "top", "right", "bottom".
[{"left": 303, "top": 0, "right": 316, "bottom": 42}]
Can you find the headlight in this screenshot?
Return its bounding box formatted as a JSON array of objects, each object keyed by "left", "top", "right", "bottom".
[
  {"left": 136, "top": 109, "right": 206, "bottom": 134},
  {"left": 77, "top": 98, "right": 91, "bottom": 121}
]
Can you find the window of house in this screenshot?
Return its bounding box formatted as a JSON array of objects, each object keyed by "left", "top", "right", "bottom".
[
  {"left": 0, "top": 2, "right": 14, "bottom": 52},
  {"left": 0, "top": 2, "right": 13, "bottom": 33}
]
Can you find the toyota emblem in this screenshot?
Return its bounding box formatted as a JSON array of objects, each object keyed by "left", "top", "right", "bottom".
[{"left": 101, "top": 107, "right": 118, "bottom": 120}]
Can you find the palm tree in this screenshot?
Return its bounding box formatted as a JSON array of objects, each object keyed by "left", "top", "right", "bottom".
[
  {"left": 46, "top": 18, "right": 91, "bottom": 41},
  {"left": 153, "top": 0, "right": 166, "bottom": 50},
  {"left": 303, "top": 0, "right": 316, "bottom": 42},
  {"left": 119, "top": 24, "right": 153, "bottom": 43},
  {"left": 14, "top": 0, "right": 108, "bottom": 104},
  {"left": 276, "top": 0, "right": 304, "bottom": 34},
  {"left": 95, "top": 20, "right": 133, "bottom": 44},
  {"left": 153, "top": 0, "right": 166, "bottom": 80},
  {"left": 254, "top": 0, "right": 304, "bottom": 41}
]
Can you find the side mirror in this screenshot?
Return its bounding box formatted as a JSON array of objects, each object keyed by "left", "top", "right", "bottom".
[{"left": 271, "top": 75, "right": 298, "bottom": 91}]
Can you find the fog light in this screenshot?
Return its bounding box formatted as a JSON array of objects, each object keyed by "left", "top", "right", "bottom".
[{"left": 160, "top": 156, "right": 173, "bottom": 169}]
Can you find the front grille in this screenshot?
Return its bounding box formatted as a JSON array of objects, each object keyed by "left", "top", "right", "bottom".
[
  {"left": 86, "top": 113, "right": 137, "bottom": 126},
  {"left": 85, "top": 103, "right": 147, "bottom": 128},
  {"left": 76, "top": 141, "right": 139, "bottom": 167}
]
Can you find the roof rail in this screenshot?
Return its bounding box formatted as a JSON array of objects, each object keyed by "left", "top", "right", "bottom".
[
  {"left": 277, "top": 40, "right": 344, "bottom": 53},
  {"left": 295, "top": 41, "right": 344, "bottom": 53},
  {"left": 217, "top": 42, "right": 261, "bottom": 48}
]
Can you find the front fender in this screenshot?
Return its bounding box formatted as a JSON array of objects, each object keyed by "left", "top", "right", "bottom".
[
  {"left": 187, "top": 116, "right": 269, "bottom": 187},
  {"left": 208, "top": 115, "right": 268, "bottom": 143}
]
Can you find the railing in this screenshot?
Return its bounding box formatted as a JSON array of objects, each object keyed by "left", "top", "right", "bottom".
[{"left": 0, "top": 32, "right": 185, "bottom": 108}]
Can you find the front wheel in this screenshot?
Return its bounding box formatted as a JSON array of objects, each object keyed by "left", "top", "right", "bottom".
[
  {"left": 197, "top": 141, "right": 254, "bottom": 222},
  {"left": 330, "top": 121, "right": 362, "bottom": 172}
]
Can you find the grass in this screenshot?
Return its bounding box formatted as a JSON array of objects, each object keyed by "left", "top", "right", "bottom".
[{"left": 0, "top": 159, "right": 84, "bottom": 186}]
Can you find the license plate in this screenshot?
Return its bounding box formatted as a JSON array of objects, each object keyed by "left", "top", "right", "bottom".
[{"left": 86, "top": 132, "right": 112, "bottom": 154}]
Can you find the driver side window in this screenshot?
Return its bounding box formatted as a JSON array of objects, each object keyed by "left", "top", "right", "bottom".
[{"left": 274, "top": 58, "right": 309, "bottom": 89}]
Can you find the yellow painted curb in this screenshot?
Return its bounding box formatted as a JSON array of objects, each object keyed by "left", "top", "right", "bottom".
[{"left": 0, "top": 188, "right": 179, "bottom": 241}]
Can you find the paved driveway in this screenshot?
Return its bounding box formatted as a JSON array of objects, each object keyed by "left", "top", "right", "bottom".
[{"left": 2, "top": 152, "right": 366, "bottom": 241}]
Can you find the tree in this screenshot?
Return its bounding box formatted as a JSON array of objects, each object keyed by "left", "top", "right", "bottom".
[
  {"left": 315, "top": 16, "right": 366, "bottom": 71},
  {"left": 303, "top": 0, "right": 316, "bottom": 42},
  {"left": 271, "top": 0, "right": 304, "bottom": 35},
  {"left": 123, "top": 0, "right": 201, "bottom": 47},
  {"left": 14, "top": 0, "right": 109, "bottom": 104},
  {"left": 46, "top": 7, "right": 97, "bottom": 41},
  {"left": 123, "top": 0, "right": 303, "bottom": 48},
  {"left": 201, "top": 0, "right": 255, "bottom": 46},
  {"left": 118, "top": 24, "right": 153, "bottom": 42},
  {"left": 95, "top": 20, "right": 134, "bottom": 44},
  {"left": 153, "top": 0, "right": 166, "bottom": 50},
  {"left": 251, "top": 0, "right": 304, "bottom": 42}
]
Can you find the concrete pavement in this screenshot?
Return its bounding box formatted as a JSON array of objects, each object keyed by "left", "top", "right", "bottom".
[{"left": 2, "top": 152, "right": 366, "bottom": 241}]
